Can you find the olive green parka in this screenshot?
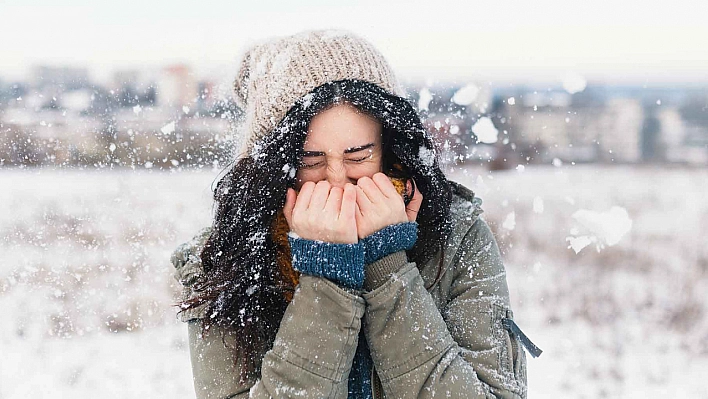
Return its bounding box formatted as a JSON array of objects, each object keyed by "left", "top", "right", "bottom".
[{"left": 171, "top": 182, "right": 528, "bottom": 398}]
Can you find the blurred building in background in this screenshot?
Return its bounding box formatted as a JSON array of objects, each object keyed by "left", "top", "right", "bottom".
[
  {"left": 0, "top": 66, "right": 706, "bottom": 168},
  {"left": 33, "top": 66, "right": 89, "bottom": 91},
  {"left": 157, "top": 64, "right": 198, "bottom": 110},
  {"left": 0, "top": 63, "right": 239, "bottom": 168}
]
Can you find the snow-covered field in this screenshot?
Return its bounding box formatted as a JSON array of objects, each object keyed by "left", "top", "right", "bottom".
[{"left": 1, "top": 165, "right": 707, "bottom": 398}]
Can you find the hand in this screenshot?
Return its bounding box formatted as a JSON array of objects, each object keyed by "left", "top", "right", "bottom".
[
  {"left": 355, "top": 173, "right": 417, "bottom": 239},
  {"left": 283, "top": 181, "right": 358, "bottom": 244}
]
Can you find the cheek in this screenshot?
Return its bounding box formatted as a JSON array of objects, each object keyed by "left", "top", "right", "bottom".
[
  {"left": 294, "top": 168, "right": 325, "bottom": 189},
  {"left": 346, "top": 160, "right": 382, "bottom": 180}
]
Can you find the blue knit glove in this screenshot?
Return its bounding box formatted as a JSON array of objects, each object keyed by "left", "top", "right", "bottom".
[
  {"left": 287, "top": 235, "right": 365, "bottom": 289},
  {"left": 361, "top": 222, "right": 418, "bottom": 265}
]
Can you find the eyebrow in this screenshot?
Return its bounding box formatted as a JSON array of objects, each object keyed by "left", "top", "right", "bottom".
[
  {"left": 302, "top": 150, "right": 326, "bottom": 157},
  {"left": 344, "top": 143, "right": 375, "bottom": 154},
  {"left": 301, "top": 143, "right": 375, "bottom": 157}
]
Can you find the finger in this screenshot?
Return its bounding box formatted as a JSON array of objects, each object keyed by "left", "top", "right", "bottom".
[
  {"left": 324, "top": 186, "right": 343, "bottom": 216},
  {"left": 354, "top": 199, "right": 367, "bottom": 237},
  {"left": 406, "top": 185, "right": 424, "bottom": 222},
  {"left": 355, "top": 184, "right": 374, "bottom": 214},
  {"left": 283, "top": 188, "right": 296, "bottom": 227},
  {"left": 354, "top": 202, "right": 366, "bottom": 239},
  {"left": 293, "top": 181, "right": 315, "bottom": 215},
  {"left": 357, "top": 176, "right": 385, "bottom": 204},
  {"left": 354, "top": 201, "right": 364, "bottom": 220},
  {"left": 309, "top": 180, "right": 331, "bottom": 211},
  {"left": 340, "top": 184, "right": 357, "bottom": 222},
  {"left": 372, "top": 172, "right": 400, "bottom": 199}
]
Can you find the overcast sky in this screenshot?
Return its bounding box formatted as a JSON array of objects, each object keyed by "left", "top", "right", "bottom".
[{"left": 2, "top": 0, "right": 707, "bottom": 86}]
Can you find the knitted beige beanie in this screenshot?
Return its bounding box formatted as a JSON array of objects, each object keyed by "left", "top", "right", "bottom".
[{"left": 233, "top": 29, "right": 404, "bottom": 155}]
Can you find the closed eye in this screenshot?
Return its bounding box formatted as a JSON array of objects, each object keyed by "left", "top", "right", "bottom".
[
  {"left": 346, "top": 153, "right": 373, "bottom": 163},
  {"left": 299, "top": 161, "right": 324, "bottom": 169}
]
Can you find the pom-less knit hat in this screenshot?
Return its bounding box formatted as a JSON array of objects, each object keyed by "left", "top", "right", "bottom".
[{"left": 233, "top": 29, "right": 405, "bottom": 155}]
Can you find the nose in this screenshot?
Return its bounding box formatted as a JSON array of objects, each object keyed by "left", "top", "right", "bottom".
[{"left": 326, "top": 163, "right": 350, "bottom": 189}]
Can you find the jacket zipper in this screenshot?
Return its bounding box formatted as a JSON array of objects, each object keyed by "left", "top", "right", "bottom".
[{"left": 371, "top": 366, "right": 383, "bottom": 399}]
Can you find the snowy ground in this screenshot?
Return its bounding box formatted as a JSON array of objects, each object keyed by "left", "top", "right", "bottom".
[{"left": 1, "top": 165, "right": 707, "bottom": 398}]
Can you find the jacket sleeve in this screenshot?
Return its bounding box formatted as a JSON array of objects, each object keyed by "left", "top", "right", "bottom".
[
  {"left": 361, "top": 218, "right": 527, "bottom": 399},
  {"left": 172, "top": 231, "right": 366, "bottom": 399},
  {"left": 249, "top": 275, "right": 365, "bottom": 398}
]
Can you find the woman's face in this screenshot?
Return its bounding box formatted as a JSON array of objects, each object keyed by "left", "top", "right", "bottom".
[{"left": 295, "top": 103, "right": 383, "bottom": 189}]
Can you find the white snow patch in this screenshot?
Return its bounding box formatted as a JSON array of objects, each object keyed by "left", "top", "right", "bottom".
[
  {"left": 533, "top": 196, "right": 544, "bottom": 213},
  {"left": 60, "top": 89, "right": 92, "bottom": 111},
  {"left": 552, "top": 158, "right": 563, "bottom": 167},
  {"left": 472, "top": 117, "right": 498, "bottom": 144},
  {"left": 516, "top": 165, "right": 525, "bottom": 173},
  {"left": 562, "top": 72, "right": 587, "bottom": 94},
  {"left": 301, "top": 93, "right": 314, "bottom": 109},
  {"left": 418, "top": 88, "right": 432, "bottom": 111},
  {"left": 132, "top": 105, "right": 142, "bottom": 114},
  {"left": 533, "top": 261, "right": 542, "bottom": 273},
  {"left": 182, "top": 106, "right": 190, "bottom": 114},
  {"left": 160, "top": 121, "right": 176, "bottom": 135},
  {"left": 418, "top": 146, "right": 435, "bottom": 167},
  {"left": 566, "top": 235, "right": 594, "bottom": 254},
  {"left": 452, "top": 84, "right": 480, "bottom": 105},
  {"left": 271, "top": 51, "right": 292, "bottom": 75},
  {"left": 282, "top": 164, "right": 297, "bottom": 179},
  {"left": 566, "top": 206, "right": 632, "bottom": 253},
  {"left": 502, "top": 212, "right": 516, "bottom": 231},
  {"left": 572, "top": 206, "right": 632, "bottom": 246}
]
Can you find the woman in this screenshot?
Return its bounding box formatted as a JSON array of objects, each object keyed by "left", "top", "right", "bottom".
[{"left": 171, "top": 30, "right": 538, "bottom": 399}]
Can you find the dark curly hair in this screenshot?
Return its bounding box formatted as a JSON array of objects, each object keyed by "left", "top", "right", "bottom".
[{"left": 180, "top": 79, "right": 453, "bottom": 383}]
